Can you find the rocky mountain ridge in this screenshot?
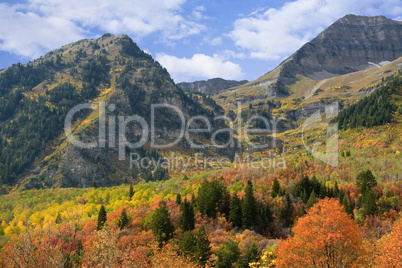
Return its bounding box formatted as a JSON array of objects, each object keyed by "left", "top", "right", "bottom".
[{"left": 177, "top": 78, "right": 248, "bottom": 95}]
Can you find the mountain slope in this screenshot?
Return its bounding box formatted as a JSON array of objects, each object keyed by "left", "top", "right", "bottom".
[
  {"left": 283, "top": 14, "right": 402, "bottom": 82},
  {"left": 215, "top": 15, "right": 402, "bottom": 115},
  {"left": 177, "top": 78, "right": 248, "bottom": 95},
  {"left": 0, "top": 34, "right": 224, "bottom": 190},
  {"left": 219, "top": 15, "right": 402, "bottom": 105}
]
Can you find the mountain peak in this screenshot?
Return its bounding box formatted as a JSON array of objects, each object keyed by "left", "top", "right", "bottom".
[
  {"left": 279, "top": 14, "right": 402, "bottom": 82},
  {"left": 335, "top": 14, "right": 399, "bottom": 25}
]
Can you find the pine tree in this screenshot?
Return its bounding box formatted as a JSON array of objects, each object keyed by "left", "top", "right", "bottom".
[
  {"left": 271, "top": 178, "right": 281, "bottom": 197},
  {"left": 176, "top": 193, "right": 182, "bottom": 205},
  {"left": 341, "top": 195, "right": 354, "bottom": 217},
  {"left": 237, "top": 241, "right": 260, "bottom": 268},
  {"left": 118, "top": 208, "right": 129, "bottom": 230},
  {"left": 363, "top": 189, "right": 377, "bottom": 217},
  {"left": 97, "top": 205, "right": 107, "bottom": 231},
  {"left": 280, "top": 193, "right": 293, "bottom": 227},
  {"left": 179, "top": 199, "right": 195, "bottom": 231},
  {"left": 218, "top": 188, "right": 231, "bottom": 219},
  {"left": 242, "top": 180, "right": 257, "bottom": 229},
  {"left": 179, "top": 232, "right": 196, "bottom": 257},
  {"left": 319, "top": 184, "right": 327, "bottom": 198},
  {"left": 306, "top": 190, "right": 318, "bottom": 209},
  {"left": 229, "top": 194, "right": 242, "bottom": 229},
  {"left": 333, "top": 181, "right": 339, "bottom": 198},
  {"left": 259, "top": 203, "right": 273, "bottom": 229},
  {"left": 150, "top": 200, "right": 175, "bottom": 246},
  {"left": 357, "top": 170, "right": 377, "bottom": 194},
  {"left": 55, "top": 212, "right": 62, "bottom": 224},
  {"left": 128, "top": 185, "right": 134, "bottom": 199},
  {"left": 217, "top": 239, "right": 240, "bottom": 268},
  {"left": 195, "top": 226, "right": 211, "bottom": 265}
]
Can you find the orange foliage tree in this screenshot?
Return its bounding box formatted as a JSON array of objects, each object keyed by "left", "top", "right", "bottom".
[
  {"left": 377, "top": 220, "right": 402, "bottom": 267},
  {"left": 276, "top": 198, "right": 370, "bottom": 268}
]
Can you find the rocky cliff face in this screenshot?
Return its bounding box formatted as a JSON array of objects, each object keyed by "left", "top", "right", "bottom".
[
  {"left": 280, "top": 14, "right": 402, "bottom": 83},
  {"left": 177, "top": 78, "right": 248, "bottom": 95}
]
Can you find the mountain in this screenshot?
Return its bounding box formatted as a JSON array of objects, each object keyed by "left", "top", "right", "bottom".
[
  {"left": 0, "top": 34, "right": 226, "bottom": 190},
  {"left": 215, "top": 15, "right": 402, "bottom": 112},
  {"left": 177, "top": 78, "right": 248, "bottom": 95},
  {"left": 280, "top": 14, "right": 402, "bottom": 83}
]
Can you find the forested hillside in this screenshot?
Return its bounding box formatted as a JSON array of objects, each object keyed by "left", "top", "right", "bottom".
[{"left": 337, "top": 72, "right": 401, "bottom": 129}]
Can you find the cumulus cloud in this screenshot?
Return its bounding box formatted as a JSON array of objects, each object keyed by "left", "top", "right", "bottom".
[
  {"left": 0, "top": 3, "right": 86, "bottom": 58},
  {"left": 155, "top": 53, "right": 244, "bottom": 82},
  {"left": 0, "top": 0, "right": 206, "bottom": 59},
  {"left": 229, "top": 0, "right": 402, "bottom": 60}
]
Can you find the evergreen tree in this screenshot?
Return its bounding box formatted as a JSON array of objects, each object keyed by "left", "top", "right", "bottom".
[
  {"left": 280, "top": 193, "right": 293, "bottom": 227},
  {"left": 150, "top": 200, "right": 175, "bottom": 246},
  {"left": 271, "top": 178, "right": 281, "bottom": 197},
  {"left": 341, "top": 195, "right": 354, "bottom": 217},
  {"left": 363, "top": 189, "right": 377, "bottom": 217},
  {"left": 237, "top": 241, "right": 260, "bottom": 268},
  {"left": 195, "top": 226, "right": 211, "bottom": 265},
  {"left": 179, "top": 232, "right": 196, "bottom": 257},
  {"left": 197, "top": 180, "right": 227, "bottom": 219},
  {"left": 91, "top": 181, "right": 97, "bottom": 188},
  {"left": 118, "top": 208, "right": 129, "bottom": 230},
  {"left": 242, "top": 180, "right": 257, "bottom": 229},
  {"left": 229, "top": 194, "right": 242, "bottom": 229},
  {"left": 333, "top": 181, "right": 339, "bottom": 198},
  {"left": 176, "top": 193, "right": 182, "bottom": 205},
  {"left": 218, "top": 188, "right": 231, "bottom": 219},
  {"left": 306, "top": 190, "right": 318, "bottom": 209},
  {"left": 259, "top": 203, "right": 273, "bottom": 230},
  {"left": 357, "top": 170, "right": 377, "bottom": 194},
  {"left": 216, "top": 239, "right": 240, "bottom": 268},
  {"left": 179, "top": 199, "right": 195, "bottom": 231},
  {"left": 128, "top": 185, "right": 135, "bottom": 199},
  {"left": 55, "top": 212, "right": 62, "bottom": 224},
  {"left": 97, "top": 205, "right": 107, "bottom": 231},
  {"left": 319, "top": 184, "right": 327, "bottom": 198}
]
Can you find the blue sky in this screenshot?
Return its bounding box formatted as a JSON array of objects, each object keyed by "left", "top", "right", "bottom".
[{"left": 0, "top": 0, "right": 401, "bottom": 82}]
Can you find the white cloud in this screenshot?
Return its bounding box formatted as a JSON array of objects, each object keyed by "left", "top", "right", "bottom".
[
  {"left": 0, "top": 3, "right": 86, "bottom": 58},
  {"left": 203, "top": 36, "right": 223, "bottom": 46},
  {"left": 155, "top": 53, "right": 244, "bottom": 82},
  {"left": 229, "top": 0, "right": 402, "bottom": 60},
  {"left": 0, "top": 0, "right": 206, "bottom": 59}
]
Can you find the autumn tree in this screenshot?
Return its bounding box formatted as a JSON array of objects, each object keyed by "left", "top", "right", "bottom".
[
  {"left": 276, "top": 198, "right": 369, "bottom": 267},
  {"left": 179, "top": 199, "right": 195, "bottom": 231},
  {"left": 150, "top": 200, "right": 175, "bottom": 246},
  {"left": 377, "top": 220, "right": 402, "bottom": 267},
  {"left": 97, "top": 205, "right": 107, "bottom": 230},
  {"left": 242, "top": 180, "right": 257, "bottom": 229}
]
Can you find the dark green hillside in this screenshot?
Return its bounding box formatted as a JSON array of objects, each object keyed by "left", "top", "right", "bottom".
[{"left": 337, "top": 72, "right": 401, "bottom": 129}]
